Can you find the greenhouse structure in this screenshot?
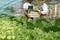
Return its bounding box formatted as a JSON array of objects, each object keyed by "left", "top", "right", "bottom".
[{"left": 0, "top": 0, "right": 60, "bottom": 40}]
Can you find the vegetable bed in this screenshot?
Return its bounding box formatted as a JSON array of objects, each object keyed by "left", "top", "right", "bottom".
[{"left": 0, "top": 15, "right": 60, "bottom": 40}]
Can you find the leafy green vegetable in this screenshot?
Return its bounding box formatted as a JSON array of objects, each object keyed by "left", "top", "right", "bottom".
[{"left": 0, "top": 15, "right": 60, "bottom": 40}]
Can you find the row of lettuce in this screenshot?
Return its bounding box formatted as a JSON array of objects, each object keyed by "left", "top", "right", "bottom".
[{"left": 0, "top": 15, "right": 60, "bottom": 40}]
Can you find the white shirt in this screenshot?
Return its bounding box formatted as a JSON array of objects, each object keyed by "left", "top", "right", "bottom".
[
  {"left": 23, "top": 2, "right": 34, "bottom": 10},
  {"left": 41, "top": 3, "right": 48, "bottom": 14}
]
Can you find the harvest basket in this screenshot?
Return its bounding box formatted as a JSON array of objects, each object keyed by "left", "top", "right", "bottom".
[{"left": 28, "top": 12, "right": 40, "bottom": 18}]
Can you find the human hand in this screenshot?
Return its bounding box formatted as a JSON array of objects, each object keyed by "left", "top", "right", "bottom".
[{"left": 27, "top": 14, "right": 31, "bottom": 18}]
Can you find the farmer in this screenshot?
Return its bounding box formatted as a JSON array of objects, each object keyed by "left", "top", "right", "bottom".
[
  {"left": 37, "top": 0, "right": 48, "bottom": 19},
  {"left": 23, "top": 0, "right": 34, "bottom": 19}
]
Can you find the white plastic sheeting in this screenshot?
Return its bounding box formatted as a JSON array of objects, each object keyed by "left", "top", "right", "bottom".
[{"left": 0, "top": 0, "right": 23, "bottom": 15}]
